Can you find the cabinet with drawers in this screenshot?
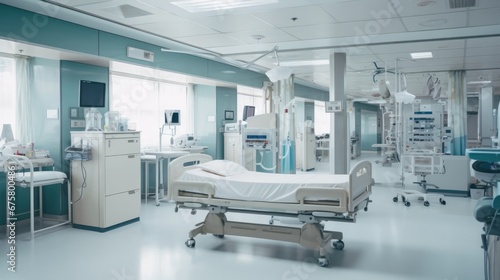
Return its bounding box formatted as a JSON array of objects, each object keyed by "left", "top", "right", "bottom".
[{"left": 70, "top": 131, "right": 141, "bottom": 230}]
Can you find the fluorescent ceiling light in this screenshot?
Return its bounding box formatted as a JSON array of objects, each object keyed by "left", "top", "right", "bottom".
[
  {"left": 172, "top": 0, "right": 278, "bottom": 13},
  {"left": 468, "top": 80, "right": 491, "bottom": 84},
  {"left": 367, "top": 100, "right": 387, "bottom": 104},
  {"left": 410, "top": 52, "right": 433, "bottom": 59},
  {"left": 279, "top": 60, "right": 329, "bottom": 67}
]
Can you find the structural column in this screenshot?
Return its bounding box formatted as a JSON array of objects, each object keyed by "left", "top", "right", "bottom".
[{"left": 329, "top": 52, "right": 349, "bottom": 174}]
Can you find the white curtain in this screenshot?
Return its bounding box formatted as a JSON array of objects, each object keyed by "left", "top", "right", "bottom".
[
  {"left": 447, "top": 70, "right": 467, "bottom": 155},
  {"left": 15, "top": 56, "right": 33, "bottom": 144}
]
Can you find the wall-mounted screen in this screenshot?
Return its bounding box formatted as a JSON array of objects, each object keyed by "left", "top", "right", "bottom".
[
  {"left": 79, "top": 80, "right": 106, "bottom": 107},
  {"left": 164, "top": 110, "right": 180, "bottom": 126},
  {"left": 243, "top": 105, "right": 255, "bottom": 121}
]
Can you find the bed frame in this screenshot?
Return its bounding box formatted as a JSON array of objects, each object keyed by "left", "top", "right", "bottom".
[{"left": 167, "top": 154, "right": 373, "bottom": 267}]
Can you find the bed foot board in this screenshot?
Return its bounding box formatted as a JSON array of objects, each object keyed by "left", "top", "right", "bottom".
[{"left": 185, "top": 213, "right": 344, "bottom": 267}]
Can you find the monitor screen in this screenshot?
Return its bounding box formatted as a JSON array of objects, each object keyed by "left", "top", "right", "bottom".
[
  {"left": 79, "top": 80, "right": 106, "bottom": 107},
  {"left": 164, "top": 110, "right": 180, "bottom": 126},
  {"left": 243, "top": 106, "right": 255, "bottom": 121}
]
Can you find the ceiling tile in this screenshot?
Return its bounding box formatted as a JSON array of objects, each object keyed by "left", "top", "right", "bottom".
[
  {"left": 321, "top": 0, "right": 399, "bottom": 22},
  {"left": 252, "top": 5, "right": 336, "bottom": 28},
  {"left": 401, "top": 12, "right": 467, "bottom": 32},
  {"left": 391, "top": 0, "right": 459, "bottom": 17},
  {"left": 465, "top": 55, "right": 500, "bottom": 64},
  {"left": 176, "top": 34, "right": 246, "bottom": 48},
  {"left": 134, "top": 21, "right": 218, "bottom": 38},
  {"left": 466, "top": 45, "right": 500, "bottom": 57},
  {"left": 469, "top": 8, "right": 500, "bottom": 27},
  {"left": 368, "top": 39, "right": 465, "bottom": 54},
  {"left": 466, "top": 36, "right": 500, "bottom": 48},
  {"left": 192, "top": 14, "right": 272, "bottom": 33},
  {"left": 283, "top": 19, "right": 406, "bottom": 40},
  {"left": 224, "top": 28, "right": 299, "bottom": 44}
]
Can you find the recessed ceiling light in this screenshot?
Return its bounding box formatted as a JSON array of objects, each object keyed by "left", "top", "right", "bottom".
[
  {"left": 172, "top": 0, "right": 279, "bottom": 13},
  {"left": 416, "top": 0, "right": 436, "bottom": 7},
  {"left": 279, "top": 60, "right": 329, "bottom": 67},
  {"left": 419, "top": 19, "right": 447, "bottom": 27},
  {"left": 411, "top": 52, "right": 433, "bottom": 59},
  {"left": 467, "top": 80, "right": 491, "bottom": 84}
]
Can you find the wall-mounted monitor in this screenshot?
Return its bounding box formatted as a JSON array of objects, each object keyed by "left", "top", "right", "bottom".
[
  {"left": 164, "top": 110, "right": 180, "bottom": 126},
  {"left": 243, "top": 105, "right": 255, "bottom": 121},
  {"left": 79, "top": 80, "right": 106, "bottom": 107}
]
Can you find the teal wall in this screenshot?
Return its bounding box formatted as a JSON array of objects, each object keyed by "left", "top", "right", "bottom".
[
  {"left": 216, "top": 87, "right": 238, "bottom": 159},
  {"left": 60, "top": 61, "right": 109, "bottom": 173},
  {"left": 193, "top": 85, "right": 217, "bottom": 159},
  {"left": 193, "top": 85, "right": 237, "bottom": 160}
]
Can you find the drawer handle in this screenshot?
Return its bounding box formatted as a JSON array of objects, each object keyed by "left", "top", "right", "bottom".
[
  {"left": 128, "top": 140, "right": 134, "bottom": 143},
  {"left": 128, "top": 155, "right": 135, "bottom": 158},
  {"left": 128, "top": 190, "right": 136, "bottom": 195}
]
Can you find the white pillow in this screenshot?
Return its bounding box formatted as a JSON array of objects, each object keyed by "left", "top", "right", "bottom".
[{"left": 198, "top": 160, "right": 247, "bottom": 177}]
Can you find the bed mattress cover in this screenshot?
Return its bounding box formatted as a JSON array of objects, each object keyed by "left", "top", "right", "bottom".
[{"left": 177, "top": 168, "right": 349, "bottom": 203}]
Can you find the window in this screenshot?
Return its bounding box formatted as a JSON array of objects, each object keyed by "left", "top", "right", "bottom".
[
  {"left": 110, "top": 62, "right": 192, "bottom": 148},
  {"left": 237, "top": 85, "right": 264, "bottom": 121},
  {"left": 0, "top": 56, "right": 16, "bottom": 137}
]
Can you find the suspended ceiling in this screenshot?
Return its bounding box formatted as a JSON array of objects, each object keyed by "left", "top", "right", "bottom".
[{"left": 2, "top": 0, "right": 500, "bottom": 99}]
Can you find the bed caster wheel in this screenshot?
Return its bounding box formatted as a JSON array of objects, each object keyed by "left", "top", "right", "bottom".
[
  {"left": 318, "top": 257, "right": 329, "bottom": 267},
  {"left": 393, "top": 196, "right": 398, "bottom": 202},
  {"left": 440, "top": 198, "right": 446, "bottom": 205},
  {"left": 333, "top": 240, "right": 344, "bottom": 250},
  {"left": 424, "top": 201, "right": 430, "bottom": 207},
  {"left": 156, "top": 203, "right": 160, "bottom": 206},
  {"left": 401, "top": 196, "right": 406, "bottom": 203},
  {"left": 364, "top": 206, "right": 368, "bottom": 211},
  {"left": 404, "top": 201, "right": 411, "bottom": 207},
  {"left": 191, "top": 209, "right": 197, "bottom": 215},
  {"left": 174, "top": 206, "right": 179, "bottom": 213},
  {"left": 269, "top": 219, "right": 274, "bottom": 225},
  {"left": 213, "top": 234, "right": 224, "bottom": 238},
  {"left": 185, "top": 238, "right": 196, "bottom": 248}
]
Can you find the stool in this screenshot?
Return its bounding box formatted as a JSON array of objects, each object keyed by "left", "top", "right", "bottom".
[{"left": 141, "top": 155, "right": 156, "bottom": 203}]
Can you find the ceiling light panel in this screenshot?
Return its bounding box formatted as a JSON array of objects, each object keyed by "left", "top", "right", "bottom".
[
  {"left": 171, "top": 0, "right": 279, "bottom": 13},
  {"left": 411, "top": 52, "right": 433, "bottom": 59}
]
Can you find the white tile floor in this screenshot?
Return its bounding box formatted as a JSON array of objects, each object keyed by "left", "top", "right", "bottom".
[{"left": 0, "top": 153, "right": 486, "bottom": 280}]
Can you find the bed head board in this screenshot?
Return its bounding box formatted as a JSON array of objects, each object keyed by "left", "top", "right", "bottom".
[{"left": 168, "top": 154, "right": 213, "bottom": 189}]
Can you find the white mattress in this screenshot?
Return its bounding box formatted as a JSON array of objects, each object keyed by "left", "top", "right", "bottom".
[{"left": 178, "top": 168, "right": 349, "bottom": 203}]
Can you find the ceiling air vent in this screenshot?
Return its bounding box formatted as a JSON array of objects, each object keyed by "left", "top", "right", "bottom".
[
  {"left": 102, "top": 4, "right": 152, "bottom": 19},
  {"left": 448, "top": 0, "right": 476, "bottom": 9}
]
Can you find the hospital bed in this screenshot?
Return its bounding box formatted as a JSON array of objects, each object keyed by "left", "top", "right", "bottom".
[{"left": 167, "top": 154, "right": 373, "bottom": 267}]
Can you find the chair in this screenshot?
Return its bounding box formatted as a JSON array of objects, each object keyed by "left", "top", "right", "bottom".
[
  {"left": 394, "top": 152, "right": 447, "bottom": 207},
  {"left": 2, "top": 155, "right": 71, "bottom": 239}
]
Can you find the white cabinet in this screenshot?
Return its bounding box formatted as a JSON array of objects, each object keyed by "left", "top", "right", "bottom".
[{"left": 70, "top": 131, "right": 140, "bottom": 230}]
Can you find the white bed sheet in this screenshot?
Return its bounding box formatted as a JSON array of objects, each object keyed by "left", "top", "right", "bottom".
[{"left": 178, "top": 168, "right": 349, "bottom": 203}]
